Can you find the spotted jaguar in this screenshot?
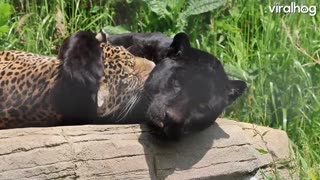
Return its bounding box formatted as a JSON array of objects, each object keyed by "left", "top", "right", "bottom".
[{"left": 0, "top": 31, "right": 155, "bottom": 128}]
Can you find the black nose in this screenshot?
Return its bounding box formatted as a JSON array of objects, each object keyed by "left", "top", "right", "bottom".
[{"left": 165, "top": 108, "right": 183, "bottom": 124}]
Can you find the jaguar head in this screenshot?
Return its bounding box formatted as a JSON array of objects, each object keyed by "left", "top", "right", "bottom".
[{"left": 144, "top": 33, "right": 247, "bottom": 139}]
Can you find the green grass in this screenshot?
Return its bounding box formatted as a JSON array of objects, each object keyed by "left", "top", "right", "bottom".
[{"left": 0, "top": 0, "right": 319, "bottom": 178}]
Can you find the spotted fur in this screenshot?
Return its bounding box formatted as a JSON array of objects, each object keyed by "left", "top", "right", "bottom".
[{"left": 0, "top": 42, "right": 154, "bottom": 129}]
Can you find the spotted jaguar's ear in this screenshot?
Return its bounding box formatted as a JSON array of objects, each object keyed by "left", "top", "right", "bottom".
[
  {"left": 168, "top": 32, "right": 191, "bottom": 56},
  {"left": 226, "top": 80, "right": 247, "bottom": 105},
  {"left": 95, "top": 29, "right": 108, "bottom": 42}
]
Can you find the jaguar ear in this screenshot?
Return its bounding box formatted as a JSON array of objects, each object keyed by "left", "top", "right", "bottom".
[
  {"left": 168, "top": 32, "right": 191, "bottom": 56},
  {"left": 226, "top": 80, "right": 247, "bottom": 105},
  {"left": 95, "top": 29, "right": 108, "bottom": 42}
]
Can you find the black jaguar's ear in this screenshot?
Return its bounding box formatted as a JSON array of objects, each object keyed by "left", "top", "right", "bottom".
[
  {"left": 95, "top": 28, "right": 108, "bottom": 42},
  {"left": 226, "top": 80, "right": 247, "bottom": 105},
  {"left": 168, "top": 32, "right": 191, "bottom": 56}
]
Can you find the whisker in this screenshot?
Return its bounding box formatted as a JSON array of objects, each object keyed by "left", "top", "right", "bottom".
[{"left": 116, "top": 90, "right": 141, "bottom": 122}]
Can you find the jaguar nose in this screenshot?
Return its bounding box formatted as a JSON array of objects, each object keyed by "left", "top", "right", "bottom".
[{"left": 165, "top": 108, "right": 184, "bottom": 125}]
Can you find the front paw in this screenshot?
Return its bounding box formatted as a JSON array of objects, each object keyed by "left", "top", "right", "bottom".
[{"left": 58, "top": 31, "right": 104, "bottom": 88}]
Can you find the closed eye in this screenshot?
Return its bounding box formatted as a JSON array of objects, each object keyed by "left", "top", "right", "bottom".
[
  {"left": 172, "top": 80, "right": 181, "bottom": 93},
  {"left": 198, "top": 103, "right": 208, "bottom": 112}
]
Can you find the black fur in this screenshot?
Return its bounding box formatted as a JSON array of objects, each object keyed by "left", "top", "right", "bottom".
[
  {"left": 57, "top": 31, "right": 104, "bottom": 87},
  {"left": 110, "top": 32, "right": 247, "bottom": 139},
  {"left": 108, "top": 32, "right": 172, "bottom": 64},
  {"left": 53, "top": 31, "right": 105, "bottom": 125}
]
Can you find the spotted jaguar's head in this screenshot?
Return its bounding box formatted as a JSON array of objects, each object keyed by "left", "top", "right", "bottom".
[{"left": 96, "top": 40, "right": 155, "bottom": 120}]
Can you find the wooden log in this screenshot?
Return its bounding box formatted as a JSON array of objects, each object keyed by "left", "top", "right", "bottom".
[{"left": 0, "top": 119, "right": 294, "bottom": 180}]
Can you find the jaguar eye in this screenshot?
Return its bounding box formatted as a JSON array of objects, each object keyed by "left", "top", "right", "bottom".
[
  {"left": 172, "top": 80, "right": 181, "bottom": 93},
  {"left": 198, "top": 104, "right": 208, "bottom": 112}
]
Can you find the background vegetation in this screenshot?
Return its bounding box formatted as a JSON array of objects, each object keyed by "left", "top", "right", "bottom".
[{"left": 0, "top": 0, "right": 319, "bottom": 178}]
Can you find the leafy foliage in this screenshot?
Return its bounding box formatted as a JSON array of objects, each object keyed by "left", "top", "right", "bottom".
[
  {"left": 140, "top": 0, "right": 226, "bottom": 32},
  {"left": 0, "top": 2, "right": 12, "bottom": 34}
]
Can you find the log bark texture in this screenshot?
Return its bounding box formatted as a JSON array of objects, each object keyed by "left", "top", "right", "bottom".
[{"left": 0, "top": 119, "right": 294, "bottom": 180}]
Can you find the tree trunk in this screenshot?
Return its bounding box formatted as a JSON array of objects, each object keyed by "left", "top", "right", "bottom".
[{"left": 0, "top": 118, "right": 294, "bottom": 180}]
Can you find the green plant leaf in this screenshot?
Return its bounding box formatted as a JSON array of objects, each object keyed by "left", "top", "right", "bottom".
[
  {"left": 143, "top": 0, "right": 170, "bottom": 17},
  {"left": 224, "top": 63, "right": 251, "bottom": 82},
  {"left": 167, "top": 0, "right": 185, "bottom": 12},
  {"left": 90, "top": 6, "right": 100, "bottom": 13},
  {"left": 0, "top": 3, "right": 12, "bottom": 25},
  {"left": 184, "top": 0, "right": 226, "bottom": 16},
  {"left": 103, "top": 25, "right": 131, "bottom": 34},
  {"left": 262, "top": 130, "right": 270, "bottom": 136},
  {"left": 0, "top": 25, "right": 8, "bottom": 34},
  {"left": 256, "top": 148, "right": 269, "bottom": 154}
]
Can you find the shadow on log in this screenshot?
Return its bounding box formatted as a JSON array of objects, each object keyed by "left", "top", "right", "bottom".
[{"left": 0, "top": 119, "right": 294, "bottom": 179}]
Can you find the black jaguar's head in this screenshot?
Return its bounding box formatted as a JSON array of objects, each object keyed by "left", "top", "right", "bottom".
[{"left": 144, "top": 33, "right": 247, "bottom": 139}]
